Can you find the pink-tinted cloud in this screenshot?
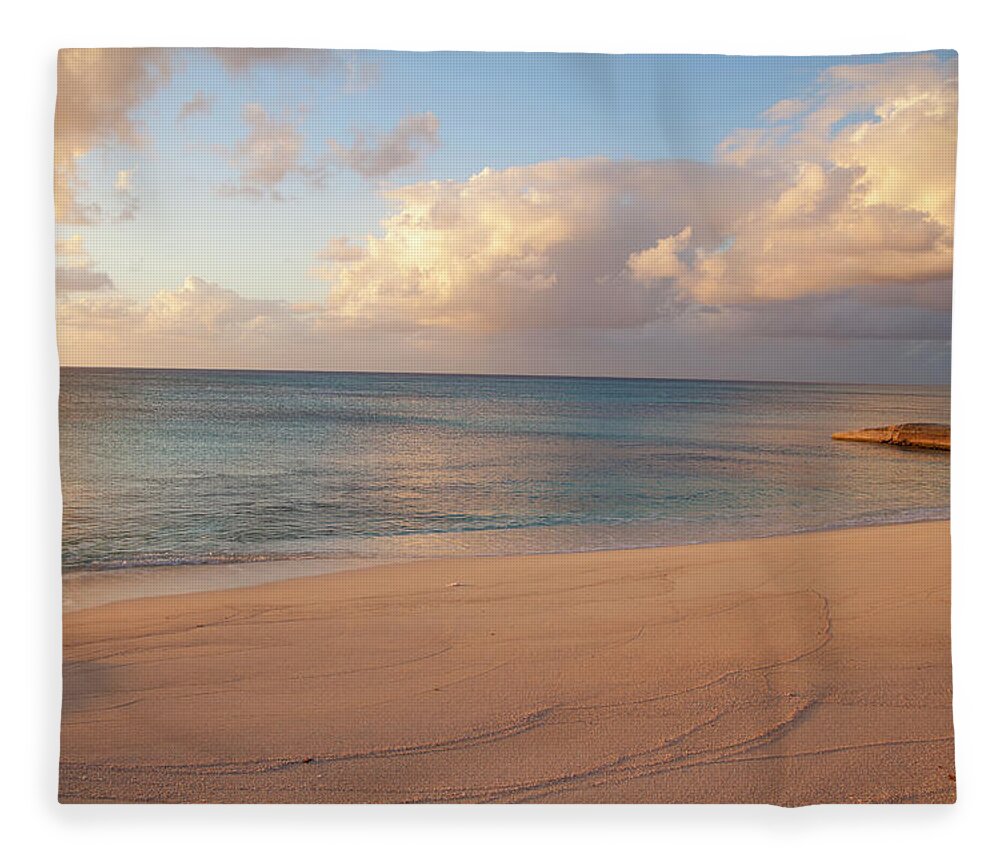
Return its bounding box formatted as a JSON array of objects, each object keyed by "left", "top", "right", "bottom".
[
  {"left": 55, "top": 48, "right": 171, "bottom": 224},
  {"left": 55, "top": 234, "right": 114, "bottom": 293},
  {"left": 318, "top": 54, "right": 955, "bottom": 333},
  {"left": 217, "top": 104, "right": 324, "bottom": 199},
  {"left": 209, "top": 48, "right": 378, "bottom": 90},
  {"left": 177, "top": 90, "right": 213, "bottom": 123},
  {"left": 56, "top": 53, "right": 956, "bottom": 383},
  {"left": 329, "top": 113, "right": 440, "bottom": 177},
  {"left": 316, "top": 237, "right": 367, "bottom": 263}
]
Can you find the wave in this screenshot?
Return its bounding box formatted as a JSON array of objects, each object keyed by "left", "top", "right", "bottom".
[{"left": 62, "top": 505, "right": 950, "bottom": 578}]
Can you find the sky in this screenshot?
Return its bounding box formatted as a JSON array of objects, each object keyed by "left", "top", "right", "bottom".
[{"left": 54, "top": 49, "right": 956, "bottom": 383}]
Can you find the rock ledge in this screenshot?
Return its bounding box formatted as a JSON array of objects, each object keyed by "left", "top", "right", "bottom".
[{"left": 832, "top": 423, "right": 949, "bottom": 451}]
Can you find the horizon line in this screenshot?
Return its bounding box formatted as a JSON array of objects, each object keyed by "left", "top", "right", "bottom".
[{"left": 59, "top": 364, "right": 951, "bottom": 388}]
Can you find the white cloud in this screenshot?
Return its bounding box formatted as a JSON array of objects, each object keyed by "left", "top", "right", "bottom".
[
  {"left": 56, "top": 53, "right": 956, "bottom": 382},
  {"left": 639, "top": 161, "right": 953, "bottom": 307},
  {"left": 720, "top": 53, "right": 957, "bottom": 226},
  {"left": 627, "top": 227, "right": 692, "bottom": 282},
  {"left": 320, "top": 54, "right": 955, "bottom": 333},
  {"left": 312, "top": 157, "right": 758, "bottom": 331},
  {"left": 58, "top": 277, "right": 321, "bottom": 364}
]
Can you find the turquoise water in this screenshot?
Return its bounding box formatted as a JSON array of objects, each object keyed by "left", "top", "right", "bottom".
[{"left": 59, "top": 368, "right": 949, "bottom": 575}]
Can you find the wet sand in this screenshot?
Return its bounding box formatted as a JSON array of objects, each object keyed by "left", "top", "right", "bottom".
[{"left": 60, "top": 521, "right": 954, "bottom": 804}]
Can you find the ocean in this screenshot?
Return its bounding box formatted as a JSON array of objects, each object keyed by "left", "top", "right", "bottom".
[{"left": 60, "top": 368, "right": 949, "bottom": 593}]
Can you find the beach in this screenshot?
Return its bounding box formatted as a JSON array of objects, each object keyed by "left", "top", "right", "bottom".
[{"left": 60, "top": 520, "right": 954, "bottom": 804}]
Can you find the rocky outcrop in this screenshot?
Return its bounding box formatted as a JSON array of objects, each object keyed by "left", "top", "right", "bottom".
[{"left": 832, "top": 423, "right": 949, "bottom": 451}]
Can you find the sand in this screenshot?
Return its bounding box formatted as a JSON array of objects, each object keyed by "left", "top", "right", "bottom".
[{"left": 59, "top": 521, "right": 954, "bottom": 804}]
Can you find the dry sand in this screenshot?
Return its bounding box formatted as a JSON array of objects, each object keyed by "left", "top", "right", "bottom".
[{"left": 60, "top": 521, "right": 954, "bottom": 804}]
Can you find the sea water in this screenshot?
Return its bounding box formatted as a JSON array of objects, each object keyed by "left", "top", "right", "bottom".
[{"left": 60, "top": 368, "right": 949, "bottom": 587}]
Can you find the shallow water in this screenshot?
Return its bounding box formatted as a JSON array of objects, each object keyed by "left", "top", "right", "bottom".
[{"left": 60, "top": 368, "right": 949, "bottom": 580}]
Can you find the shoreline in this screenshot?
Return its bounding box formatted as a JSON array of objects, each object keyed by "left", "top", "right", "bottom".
[
  {"left": 63, "top": 512, "right": 951, "bottom": 612},
  {"left": 61, "top": 521, "right": 954, "bottom": 804}
]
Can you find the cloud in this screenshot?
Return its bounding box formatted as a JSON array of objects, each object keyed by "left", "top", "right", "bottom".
[
  {"left": 631, "top": 161, "right": 953, "bottom": 307},
  {"left": 210, "top": 48, "right": 332, "bottom": 74},
  {"left": 216, "top": 105, "right": 439, "bottom": 200},
  {"left": 320, "top": 54, "right": 955, "bottom": 336},
  {"left": 218, "top": 103, "right": 324, "bottom": 199},
  {"left": 209, "top": 48, "right": 378, "bottom": 91},
  {"left": 58, "top": 276, "right": 322, "bottom": 365},
  {"left": 56, "top": 268, "right": 114, "bottom": 293},
  {"left": 337, "top": 55, "right": 381, "bottom": 93},
  {"left": 317, "top": 237, "right": 367, "bottom": 263},
  {"left": 687, "top": 52, "right": 957, "bottom": 306},
  {"left": 113, "top": 169, "right": 133, "bottom": 193},
  {"left": 762, "top": 98, "right": 809, "bottom": 122},
  {"left": 715, "top": 292, "right": 952, "bottom": 341},
  {"left": 55, "top": 234, "right": 90, "bottom": 266},
  {"left": 329, "top": 113, "right": 440, "bottom": 177},
  {"left": 57, "top": 275, "right": 950, "bottom": 382},
  {"left": 627, "top": 227, "right": 692, "bottom": 282},
  {"left": 177, "top": 90, "right": 213, "bottom": 123},
  {"left": 113, "top": 168, "right": 141, "bottom": 221},
  {"left": 55, "top": 48, "right": 171, "bottom": 224},
  {"left": 720, "top": 53, "right": 957, "bottom": 225},
  {"left": 323, "top": 158, "right": 770, "bottom": 331},
  {"left": 55, "top": 234, "right": 114, "bottom": 292},
  {"left": 55, "top": 53, "right": 955, "bottom": 383},
  {"left": 220, "top": 106, "right": 438, "bottom": 197},
  {"left": 53, "top": 48, "right": 382, "bottom": 223},
  {"left": 142, "top": 276, "right": 300, "bottom": 337}
]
